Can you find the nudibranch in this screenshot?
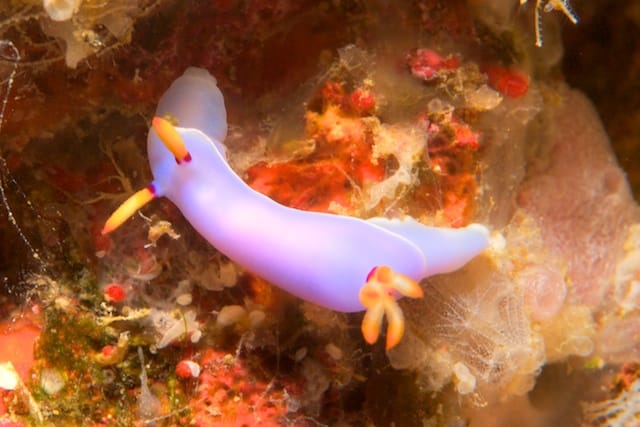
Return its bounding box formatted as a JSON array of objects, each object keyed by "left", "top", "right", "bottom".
[{"left": 102, "top": 68, "right": 490, "bottom": 349}]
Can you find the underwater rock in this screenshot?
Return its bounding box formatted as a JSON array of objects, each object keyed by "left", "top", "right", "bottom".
[
  {"left": 517, "top": 85, "right": 638, "bottom": 311},
  {"left": 388, "top": 83, "right": 639, "bottom": 405}
]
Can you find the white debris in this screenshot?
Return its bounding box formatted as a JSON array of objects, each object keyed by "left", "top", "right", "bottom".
[
  {"left": 176, "top": 293, "right": 193, "bottom": 306},
  {"left": 40, "top": 367, "right": 66, "bottom": 395},
  {"left": 137, "top": 347, "right": 160, "bottom": 420},
  {"left": 453, "top": 362, "right": 476, "bottom": 395},
  {"left": 325, "top": 343, "right": 343, "bottom": 361},
  {"left": 248, "top": 310, "right": 266, "bottom": 328},
  {"left": 153, "top": 309, "right": 201, "bottom": 349},
  {"left": 0, "top": 361, "right": 20, "bottom": 390},
  {"left": 216, "top": 305, "right": 247, "bottom": 327},
  {"left": 43, "top": 0, "right": 82, "bottom": 22}
]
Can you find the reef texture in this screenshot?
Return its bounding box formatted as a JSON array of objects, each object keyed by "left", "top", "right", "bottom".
[
  {"left": 387, "top": 84, "right": 639, "bottom": 417},
  {"left": 564, "top": 0, "right": 640, "bottom": 201},
  {"left": 0, "top": 0, "right": 639, "bottom": 426}
]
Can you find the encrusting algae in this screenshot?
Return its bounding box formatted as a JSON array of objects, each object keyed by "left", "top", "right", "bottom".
[{"left": 1, "top": 1, "right": 639, "bottom": 426}]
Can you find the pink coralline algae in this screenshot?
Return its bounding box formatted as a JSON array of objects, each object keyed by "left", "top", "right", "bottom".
[
  {"left": 1, "top": 1, "right": 637, "bottom": 426},
  {"left": 406, "top": 48, "right": 460, "bottom": 81},
  {"left": 517, "top": 87, "right": 637, "bottom": 311},
  {"left": 384, "top": 75, "right": 640, "bottom": 413},
  {"left": 188, "top": 349, "right": 299, "bottom": 427},
  {"left": 483, "top": 64, "right": 530, "bottom": 98}
]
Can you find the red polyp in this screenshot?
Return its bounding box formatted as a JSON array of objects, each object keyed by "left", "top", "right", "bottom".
[
  {"left": 175, "top": 360, "right": 195, "bottom": 379},
  {"left": 483, "top": 64, "right": 529, "bottom": 98},
  {"left": 101, "top": 345, "right": 115, "bottom": 358},
  {"left": 407, "top": 48, "right": 460, "bottom": 81},
  {"left": 104, "top": 283, "right": 126, "bottom": 303},
  {"left": 349, "top": 88, "right": 376, "bottom": 116}
]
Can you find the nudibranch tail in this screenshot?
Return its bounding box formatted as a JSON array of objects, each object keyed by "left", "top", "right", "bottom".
[
  {"left": 359, "top": 266, "right": 423, "bottom": 350},
  {"left": 152, "top": 116, "right": 192, "bottom": 163},
  {"left": 101, "top": 185, "right": 156, "bottom": 235}
]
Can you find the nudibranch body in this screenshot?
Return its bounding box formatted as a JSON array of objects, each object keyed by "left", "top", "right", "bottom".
[{"left": 103, "top": 68, "right": 490, "bottom": 349}]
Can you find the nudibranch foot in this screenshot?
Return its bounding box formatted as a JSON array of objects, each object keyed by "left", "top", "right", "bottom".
[
  {"left": 101, "top": 185, "right": 156, "bottom": 235},
  {"left": 359, "top": 266, "right": 424, "bottom": 350}
]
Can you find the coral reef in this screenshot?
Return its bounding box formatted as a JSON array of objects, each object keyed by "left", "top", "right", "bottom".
[
  {"left": 0, "top": 0, "right": 638, "bottom": 426},
  {"left": 563, "top": 0, "right": 640, "bottom": 201},
  {"left": 581, "top": 364, "right": 640, "bottom": 427},
  {"left": 388, "top": 84, "right": 638, "bottom": 409}
]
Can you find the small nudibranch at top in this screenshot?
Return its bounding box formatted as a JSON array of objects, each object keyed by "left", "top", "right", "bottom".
[{"left": 102, "top": 68, "right": 491, "bottom": 350}]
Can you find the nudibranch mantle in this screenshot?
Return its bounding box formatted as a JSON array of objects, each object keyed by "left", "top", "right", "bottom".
[{"left": 103, "top": 67, "right": 491, "bottom": 349}]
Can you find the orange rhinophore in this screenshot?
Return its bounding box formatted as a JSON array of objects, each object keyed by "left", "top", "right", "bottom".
[{"left": 101, "top": 185, "right": 156, "bottom": 234}]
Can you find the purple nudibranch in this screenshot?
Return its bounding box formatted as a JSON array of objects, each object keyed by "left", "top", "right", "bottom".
[{"left": 102, "top": 68, "right": 490, "bottom": 349}]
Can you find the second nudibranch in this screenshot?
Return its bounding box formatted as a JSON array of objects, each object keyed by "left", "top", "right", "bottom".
[{"left": 102, "top": 68, "right": 491, "bottom": 350}]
